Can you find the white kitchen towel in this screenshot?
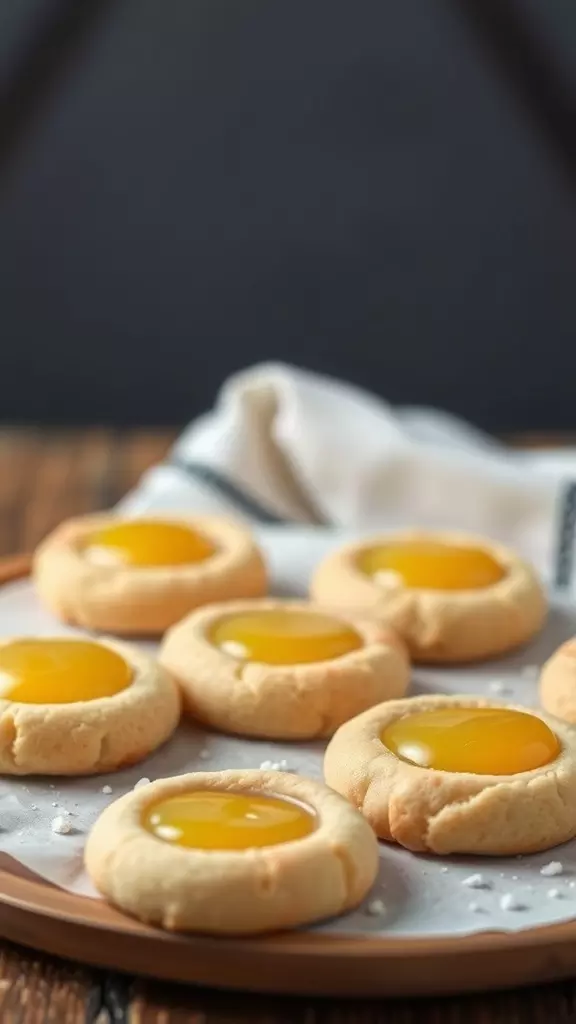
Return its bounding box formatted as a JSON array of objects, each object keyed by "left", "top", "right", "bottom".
[{"left": 120, "top": 363, "right": 576, "bottom": 588}]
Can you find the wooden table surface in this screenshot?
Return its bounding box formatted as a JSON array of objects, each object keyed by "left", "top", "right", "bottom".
[{"left": 2, "top": 425, "right": 576, "bottom": 1024}]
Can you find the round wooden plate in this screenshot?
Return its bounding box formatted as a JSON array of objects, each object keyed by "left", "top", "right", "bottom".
[{"left": 1, "top": 555, "right": 576, "bottom": 997}]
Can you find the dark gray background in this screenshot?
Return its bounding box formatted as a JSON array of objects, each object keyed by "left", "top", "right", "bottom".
[{"left": 0, "top": 0, "right": 574, "bottom": 430}]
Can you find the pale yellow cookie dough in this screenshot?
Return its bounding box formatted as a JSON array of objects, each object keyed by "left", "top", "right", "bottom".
[
  {"left": 85, "top": 769, "right": 379, "bottom": 935},
  {"left": 158, "top": 598, "right": 410, "bottom": 739},
  {"left": 311, "top": 530, "right": 546, "bottom": 663},
  {"left": 33, "top": 513, "right": 267, "bottom": 635},
  {"left": 324, "top": 694, "right": 576, "bottom": 856},
  {"left": 540, "top": 636, "right": 576, "bottom": 723},
  {"left": 0, "top": 636, "right": 180, "bottom": 775}
]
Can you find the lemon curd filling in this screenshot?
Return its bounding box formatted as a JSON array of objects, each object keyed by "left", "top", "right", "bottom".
[
  {"left": 83, "top": 519, "right": 216, "bottom": 568},
  {"left": 210, "top": 609, "right": 363, "bottom": 665},
  {"left": 0, "top": 638, "right": 133, "bottom": 704},
  {"left": 382, "top": 706, "right": 560, "bottom": 775},
  {"left": 143, "top": 790, "right": 316, "bottom": 850},
  {"left": 359, "top": 540, "right": 505, "bottom": 591}
]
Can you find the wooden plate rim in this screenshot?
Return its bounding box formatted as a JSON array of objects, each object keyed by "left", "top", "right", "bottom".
[{"left": 1, "top": 553, "right": 576, "bottom": 995}]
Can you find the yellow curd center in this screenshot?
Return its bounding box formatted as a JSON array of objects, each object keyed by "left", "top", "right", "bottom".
[
  {"left": 0, "top": 638, "right": 133, "bottom": 704},
  {"left": 83, "top": 520, "right": 215, "bottom": 567},
  {"left": 211, "top": 610, "right": 362, "bottom": 665},
  {"left": 143, "top": 790, "right": 316, "bottom": 850},
  {"left": 359, "top": 540, "right": 505, "bottom": 590},
  {"left": 382, "top": 706, "right": 560, "bottom": 775}
]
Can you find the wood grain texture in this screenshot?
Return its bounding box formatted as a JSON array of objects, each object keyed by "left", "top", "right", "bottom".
[
  {"left": 127, "top": 977, "right": 576, "bottom": 1023},
  {"left": 0, "top": 942, "right": 100, "bottom": 1023},
  {"left": 1, "top": 426, "right": 576, "bottom": 1022},
  {"left": 0, "top": 427, "right": 176, "bottom": 557}
]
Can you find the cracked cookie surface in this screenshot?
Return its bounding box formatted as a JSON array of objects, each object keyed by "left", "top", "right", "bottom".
[
  {"left": 311, "top": 530, "right": 546, "bottom": 663},
  {"left": 85, "top": 769, "right": 379, "bottom": 934},
  {"left": 324, "top": 694, "right": 576, "bottom": 856},
  {"left": 0, "top": 636, "right": 180, "bottom": 775},
  {"left": 158, "top": 598, "right": 409, "bottom": 739}
]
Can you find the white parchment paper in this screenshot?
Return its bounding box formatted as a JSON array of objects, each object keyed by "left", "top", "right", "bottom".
[{"left": 2, "top": 526, "right": 576, "bottom": 938}]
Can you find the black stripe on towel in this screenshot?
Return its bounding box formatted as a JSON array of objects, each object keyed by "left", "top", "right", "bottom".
[
  {"left": 554, "top": 481, "right": 576, "bottom": 591},
  {"left": 169, "top": 457, "right": 293, "bottom": 526}
]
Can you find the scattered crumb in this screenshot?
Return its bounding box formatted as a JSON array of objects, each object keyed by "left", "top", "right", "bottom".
[
  {"left": 488, "top": 680, "right": 511, "bottom": 695},
  {"left": 541, "top": 862, "right": 563, "bottom": 877},
  {"left": 259, "top": 759, "right": 292, "bottom": 772},
  {"left": 440, "top": 866, "right": 449, "bottom": 873},
  {"left": 49, "top": 784, "right": 55, "bottom": 790},
  {"left": 365, "top": 899, "right": 386, "bottom": 917},
  {"left": 500, "top": 893, "right": 526, "bottom": 911},
  {"left": 30, "top": 804, "right": 37, "bottom": 811},
  {"left": 512, "top": 875, "right": 519, "bottom": 881},
  {"left": 569, "top": 882, "right": 576, "bottom": 889},
  {"left": 51, "top": 815, "right": 72, "bottom": 835},
  {"left": 500, "top": 872, "right": 505, "bottom": 878},
  {"left": 462, "top": 874, "right": 491, "bottom": 890},
  {"left": 548, "top": 888, "right": 562, "bottom": 899},
  {"left": 468, "top": 902, "right": 483, "bottom": 913},
  {"left": 101, "top": 785, "right": 113, "bottom": 795},
  {"left": 198, "top": 750, "right": 211, "bottom": 761},
  {"left": 51, "top": 801, "right": 58, "bottom": 808},
  {"left": 134, "top": 778, "right": 151, "bottom": 790}
]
